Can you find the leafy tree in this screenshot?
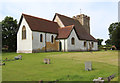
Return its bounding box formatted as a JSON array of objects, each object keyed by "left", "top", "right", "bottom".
[
  {"left": 111, "top": 23, "right": 120, "bottom": 50},
  {"left": 1, "top": 16, "right": 18, "bottom": 51},
  {"left": 108, "top": 22, "right": 118, "bottom": 39},
  {"left": 105, "top": 39, "right": 112, "bottom": 45},
  {"left": 97, "top": 39, "right": 103, "bottom": 45}
]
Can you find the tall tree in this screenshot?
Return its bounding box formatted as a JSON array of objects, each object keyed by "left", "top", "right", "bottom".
[
  {"left": 1, "top": 16, "right": 18, "bottom": 51},
  {"left": 111, "top": 23, "right": 120, "bottom": 50},
  {"left": 108, "top": 22, "right": 118, "bottom": 39},
  {"left": 105, "top": 39, "right": 112, "bottom": 45},
  {"left": 97, "top": 39, "right": 103, "bottom": 45}
]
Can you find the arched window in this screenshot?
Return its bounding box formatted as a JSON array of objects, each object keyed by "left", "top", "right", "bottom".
[
  {"left": 40, "top": 34, "right": 43, "bottom": 42},
  {"left": 22, "top": 26, "right": 26, "bottom": 39},
  {"left": 84, "top": 42, "right": 87, "bottom": 47},
  {"left": 51, "top": 35, "right": 54, "bottom": 43},
  {"left": 71, "top": 37, "right": 75, "bottom": 45}
]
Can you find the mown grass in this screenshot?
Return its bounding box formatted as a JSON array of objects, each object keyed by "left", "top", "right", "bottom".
[{"left": 2, "top": 51, "right": 119, "bottom": 81}]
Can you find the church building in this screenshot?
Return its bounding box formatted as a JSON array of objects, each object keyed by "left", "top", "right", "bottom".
[{"left": 17, "top": 13, "right": 98, "bottom": 53}]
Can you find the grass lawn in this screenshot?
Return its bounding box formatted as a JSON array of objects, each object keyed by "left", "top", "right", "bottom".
[{"left": 2, "top": 51, "right": 119, "bottom": 81}]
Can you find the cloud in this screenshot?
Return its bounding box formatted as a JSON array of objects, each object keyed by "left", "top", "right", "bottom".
[{"left": 0, "top": 0, "right": 119, "bottom": 3}]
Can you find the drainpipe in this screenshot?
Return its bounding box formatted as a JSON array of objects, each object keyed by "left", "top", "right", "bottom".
[
  {"left": 45, "top": 33, "right": 46, "bottom": 52},
  {"left": 64, "top": 39, "right": 65, "bottom": 52}
]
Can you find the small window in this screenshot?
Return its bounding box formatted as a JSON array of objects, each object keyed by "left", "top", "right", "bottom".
[
  {"left": 84, "top": 42, "right": 87, "bottom": 47},
  {"left": 40, "top": 34, "right": 43, "bottom": 42},
  {"left": 51, "top": 35, "right": 54, "bottom": 43},
  {"left": 22, "top": 26, "right": 26, "bottom": 39},
  {"left": 92, "top": 42, "right": 94, "bottom": 47},
  {"left": 71, "top": 37, "right": 75, "bottom": 45}
]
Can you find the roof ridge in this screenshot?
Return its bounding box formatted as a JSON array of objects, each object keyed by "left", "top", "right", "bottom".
[
  {"left": 55, "top": 13, "right": 74, "bottom": 20},
  {"left": 22, "top": 13, "right": 57, "bottom": 23}
]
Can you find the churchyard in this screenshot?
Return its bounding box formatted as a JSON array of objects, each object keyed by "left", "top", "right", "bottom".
[{"left": 1, "top": 51, "right": 119, "bottom": 82}]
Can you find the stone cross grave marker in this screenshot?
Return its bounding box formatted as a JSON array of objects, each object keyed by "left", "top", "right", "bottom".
[{"left": 85, "top": 61, "right": 92, "bottom": 71}]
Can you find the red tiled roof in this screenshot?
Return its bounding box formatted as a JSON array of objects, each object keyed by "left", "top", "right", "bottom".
[
  {"left": 21, "top": 13, "right": 59, "bottom": 34},
  {"left": 57, "top": 25, "right": 74, "bottom": 39},
  {"left": 54, "top": 13, "right": 97, "bottom": 42}
]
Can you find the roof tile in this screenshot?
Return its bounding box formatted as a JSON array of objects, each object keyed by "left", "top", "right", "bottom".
[
  {"left": 57, "top": 25, "right": 74, "bottom": 39},
  {"left": 22, "top": 14, "right": 59, "bottom": 34},
  {"left": 55, "top": 13, "right": 97, "bottom": 41}
]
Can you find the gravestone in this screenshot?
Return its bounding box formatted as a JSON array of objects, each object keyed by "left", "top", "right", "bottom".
[
  {"left": 47, "top": 59, "right": 50, "bottom": 64},
  {"left": 2, "top": 63, "right": 5, "bottom": 65},
  {"left": 93, "top": 77, "right": 104, "bottom": 83},
  {"left": 0, "top": 63, "right": 5, "bottom": 66},
  {"left": 85, "top": 61, "right": 92, "bottom": 71},
  {"left": 93, "top": 74, "right": 116, "bottom": 83},
  {"left": 44, "top": 58, "right": 48, "bottom": 64},
  {"left": 43, "top": 58, "right": 51, "bottom": 64},
  {"left": 14, "top": 56, "right": 19, "bottom": 60},
  {"left": 15, "top": 55, "right": 22, "bottom": 60},
  {"left": 106, "top": 74, "right": 115, "bottom": 82},
  {"left": 18, "top": 55, "right": 22, "bottom": 60}
]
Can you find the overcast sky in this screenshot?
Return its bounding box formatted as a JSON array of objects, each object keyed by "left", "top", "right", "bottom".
[{"left": 0, "top": 0, "right": 119, "bottom": 45}]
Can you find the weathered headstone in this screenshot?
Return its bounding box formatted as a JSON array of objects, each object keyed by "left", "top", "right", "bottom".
[
  {"left": 85, "top": 61, "right": 92, "bottom": 71},
  {"left": 14, "top": 55, "right": 22, "bottom": 60},
  {"left": 107, "top": 74, "right": 115, "bottom": 82},
  {"left": 14, "top": 56, "right": 19, "bottom": 60},
  {"left": 44, "top": 58, "right": 48, "bottom": 64},
  {"left": 47, "top": 59, "right": 50, "bottom": 64},
  {"left": 93, "top": 74, "right": 115, "bottom": 83},
  {"left": 43, "top": 58, "right": 51, "bottom": 64},
  {"left": 18, "top": 55, "right": 22, "bottom": 60},
  {"left": 93, "top": 77, "right": 104, "bottom": 83},
  {"left": 0, "top": 63, "right": 5, "bottom": 66},
  {"left": 2, "top": 63, "right": 5, "bottom": 65}
]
